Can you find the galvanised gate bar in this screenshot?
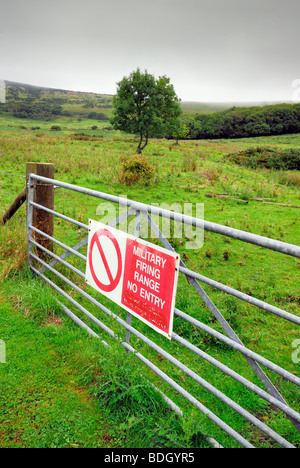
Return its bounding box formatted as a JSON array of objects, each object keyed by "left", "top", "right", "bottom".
[{"left": 27, "top": 171, "right": 300, "bottom": 449}]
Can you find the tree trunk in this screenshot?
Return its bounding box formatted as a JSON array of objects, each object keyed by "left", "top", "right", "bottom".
[
  {"left": 136, "top": 133, "right": 143, "bottom": 154},
  {"left": 140, "top": 133, "right": 149, "bottom": 151},
  {"left": 136, "top": 133, "right": 148, "bottom": 153}
]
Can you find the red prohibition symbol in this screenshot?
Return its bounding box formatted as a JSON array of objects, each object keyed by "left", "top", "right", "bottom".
[{"left": 88, "top": 228, "right": 122, "bottom": 293}]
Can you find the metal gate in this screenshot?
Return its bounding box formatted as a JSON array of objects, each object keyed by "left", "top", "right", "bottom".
[{"left": 26, "top": 172, "right": 300, "bottom": 448}]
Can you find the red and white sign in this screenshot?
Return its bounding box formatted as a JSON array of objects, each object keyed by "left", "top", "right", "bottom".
[{"left": 85, "top": 220, "right": 180, "bottom": 339}]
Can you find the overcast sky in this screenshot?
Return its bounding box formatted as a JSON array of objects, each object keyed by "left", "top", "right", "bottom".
[{"left": 1, "top": 0, "right": 299, "bottom": 102}]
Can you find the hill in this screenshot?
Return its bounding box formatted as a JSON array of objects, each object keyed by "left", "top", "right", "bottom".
[
  {"left": 1, "top": 81, "right": 290, "bottom": 121},
  {"left": 180, "top": 100, "right": 292, "bottom": 115},
  {"left": 0, "top": 81, "right": 113, "bottom": 121}
]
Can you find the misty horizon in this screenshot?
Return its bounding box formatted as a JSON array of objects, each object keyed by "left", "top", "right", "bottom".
[
  {"left": 1, "top": 78, "right": 296, "bottom": 106},
  {"left": 1, "top": 0, "right": 299, "bottom": 103}
]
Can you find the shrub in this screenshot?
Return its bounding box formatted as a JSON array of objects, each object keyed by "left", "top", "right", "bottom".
[
  {"left": 69, "top": 133, "right": 102, "bottom": 141},
  {"left": 224, "top": 147, "right": 300, "bottom": 171},
  {"left": 13, "top": 111, "right": 28, "bottom": 119},
  {"left": 268, "top": 149, "right": 300, "bottom": 171},
  {"left": 50, "top": 125, "right": 62, "bottom": 131},
  {"left": 88, "top": 112, "right": 109, "bottom": 121},
  {"left": 119, "top": 155, "right": 154, "bottom": 185}
]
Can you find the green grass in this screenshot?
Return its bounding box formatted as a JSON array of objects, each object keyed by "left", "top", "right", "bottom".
[
  {"left": 0, "top": 115, "right": 299, "bottom": 448},
  {"left": 0, "top": 264, "right": 211, "bottom": 448},
  {"left": 0, "top": 280, "right": 112, "bottom": 448},
  {"left": 0, "top": 115, "right": 119, "bottom": 138}
]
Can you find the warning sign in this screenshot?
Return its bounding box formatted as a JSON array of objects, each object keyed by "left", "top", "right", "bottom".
[{"left": 85, "top": 220, "right": 180, "bottom": 339}]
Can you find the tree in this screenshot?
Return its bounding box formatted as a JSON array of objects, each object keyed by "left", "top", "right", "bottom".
[
  {"left": 172, "top": 119, "right": 189, "bottom": 143},
  {"left": 110, "top": 68, "right": 182, "bottom": 153}
]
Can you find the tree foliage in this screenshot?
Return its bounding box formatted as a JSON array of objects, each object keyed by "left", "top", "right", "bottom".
[
  {"left": 110, "top": 68, "right": 182, "bottom": 153},
  {"left": 184, "top": 103, "right": 300, "bottom": 140}
]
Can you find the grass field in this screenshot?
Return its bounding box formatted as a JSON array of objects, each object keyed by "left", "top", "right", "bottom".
[{"left": 0, "top": 115, "right": 299, "bottom": 448}]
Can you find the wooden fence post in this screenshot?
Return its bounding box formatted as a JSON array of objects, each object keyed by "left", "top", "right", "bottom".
[{"left": 26, "top": 162, "right": 54, "bottom": 257}]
